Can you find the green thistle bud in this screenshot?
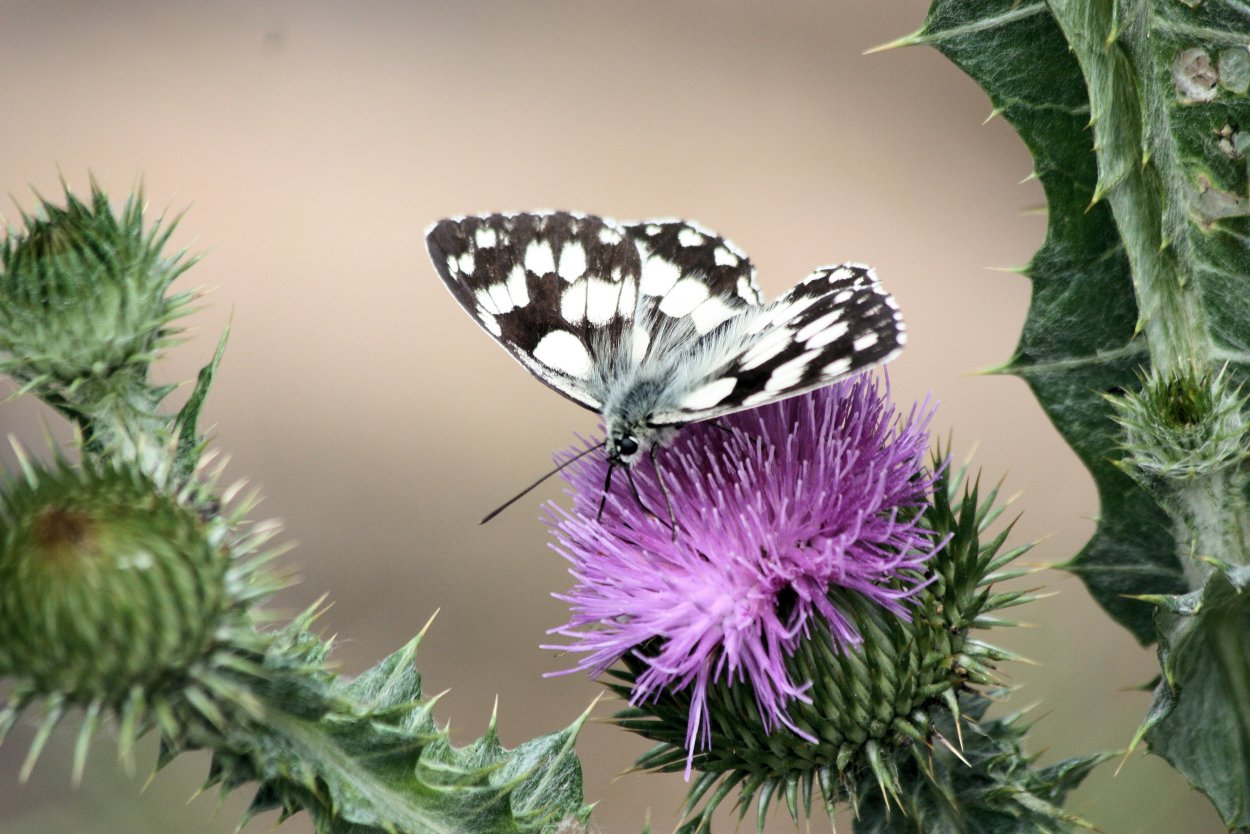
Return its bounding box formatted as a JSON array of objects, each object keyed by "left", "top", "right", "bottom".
[
  {"left": 1110, "top": 366, "right": 1250, "bottom": 581},
  {"left": 0, "top": 182, "right": 194, "bottom": 390},
  {"left": 1112, "top": 365, "right": 1249, "bottom": 483},
  {"left": 0, "top": 455, "right": 228, "bottom": 703}
]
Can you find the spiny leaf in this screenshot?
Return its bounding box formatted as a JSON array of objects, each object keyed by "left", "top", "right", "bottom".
[
  {"left": 1141, "top": 571, "right": 1250, "bottom": 828},
  {"left": 908, "top": 0, "right": 1194, "bottom": 642},
  {"left": 911, "top": 0, "right": 1250, "bottom": 825},
  {"left": 210, "top": 626, "right": 591, "bottom": 834}
]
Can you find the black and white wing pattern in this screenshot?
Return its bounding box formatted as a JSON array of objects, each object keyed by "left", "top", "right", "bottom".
[
  {"left": 646, "top": 262, "right": 904, "bottom": 426},
  {"left": 425, "top": 212, "right": 764, "bottom": 411},
  {"left": 426, "top": 211, "right": 904, "bottom": 447}
]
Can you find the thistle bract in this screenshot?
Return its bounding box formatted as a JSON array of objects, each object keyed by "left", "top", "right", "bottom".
[{"left": 546, "top": 377, "right": 940, "bottom": 767}]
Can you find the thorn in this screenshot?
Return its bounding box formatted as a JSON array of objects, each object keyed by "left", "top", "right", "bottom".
[
  {"left": 982, "top": 107, "right": 1005, "bottom": 125},
  {"left": 417, "top": 608, "right": 441, "bottom": 640},
  {"left": 862, "top": 29, "right": 925, "bottom": 55},
  {"left": 21, "top": 696, "right": 65, "bottom": 783},
  {"left": 985, "top": 264, "right": 1031, "bottom": 275},
  {"left": 1115, "top": 735, "right": 1141, "bottom": 776},
  {"left": 141, "top": 763, "right": 160, "bottom": 793},
  {"left": 962, "top": 362, "right": 1014, "bottom": 377},
  {"left": 933, "top": 729, "right": 971, "bottom": 767},
  {"left": 71, "top": 700, "right": 103, "bottom": 787}
]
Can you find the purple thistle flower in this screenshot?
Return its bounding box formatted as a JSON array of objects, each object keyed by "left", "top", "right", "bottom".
[{"left": 544, "top": 373, "right": 942, "bottom": 773}]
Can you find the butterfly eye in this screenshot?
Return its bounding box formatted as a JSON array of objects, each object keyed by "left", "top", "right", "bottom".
[{"left": 617, "top": 436, "right": 639, "bottom": 456}]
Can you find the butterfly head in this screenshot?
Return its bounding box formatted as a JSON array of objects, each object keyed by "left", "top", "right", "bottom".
[
  {"left": 606, "top": 417, "right": 679, "bottom": 467},
  {"left": 606, "top": 421, "right": 645, "bottom": 467}
]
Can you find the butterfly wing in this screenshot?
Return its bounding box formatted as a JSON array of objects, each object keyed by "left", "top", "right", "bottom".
[
  {"left": 427, "top": 212, "right": 768, "bottom": 411},
  {"left": 621, "top": 219, "right": 762, "bottom": 342},
  {"left": 427, "top": 212, "right": 644, "bottom": 411},
  {"left": 647, "top": 263, "right": 905, "bottom": 425},
  {"left": 428, "top": 214, "right": 899, "bottom": 428}
]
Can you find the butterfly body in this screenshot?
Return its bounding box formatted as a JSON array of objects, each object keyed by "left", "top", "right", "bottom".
[{"left": 427, "top": 211, "right": 905, "bottom": 480}]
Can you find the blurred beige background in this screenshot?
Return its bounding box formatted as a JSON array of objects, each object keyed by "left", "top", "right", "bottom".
[{"left": 0, "top": 2, "right": 1221, "bottom": 832}]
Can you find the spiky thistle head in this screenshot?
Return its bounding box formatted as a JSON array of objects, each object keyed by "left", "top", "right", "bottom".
[
  {"left": 545, "top": 376, "right": 1039, "bottom": 829},
  {"left": 0, "top": 181, "right": 195, "bottom": 392},
  {"left": 1110, "top": 363, "right": 1250, "bottom": 482},
  {"left": 0, "top": 454, "right": 227, "bottom": 701},
  {"left": 0, "top": 448, "right": 285, "bottom": 782}
]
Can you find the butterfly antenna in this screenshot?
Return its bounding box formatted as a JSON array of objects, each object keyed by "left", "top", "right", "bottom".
[
  {"left": 649, "top": 446, "right": 679, "bottom": 540},
  {"left": 481, "top": 442, "right": 604, "bottom": 525}
]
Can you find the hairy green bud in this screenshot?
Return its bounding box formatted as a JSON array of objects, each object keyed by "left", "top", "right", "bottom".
[
  {"left": 1111, "top": 366, "right": 1250, "bottom": 582},
  {"left": 1113, "top": 365, "right": 1249, "bottom": 483}
]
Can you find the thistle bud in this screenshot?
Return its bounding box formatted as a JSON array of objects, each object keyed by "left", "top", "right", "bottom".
[
  {"left": 0, "top": 183, "right": 193, "bottom": 392},
  {"left": 0, "top": 456, "right": 227, "bottom": 704}
]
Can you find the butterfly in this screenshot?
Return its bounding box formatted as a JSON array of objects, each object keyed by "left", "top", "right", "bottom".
[{"left": 426, "top": 211, "right": 905, "bottom": 525}]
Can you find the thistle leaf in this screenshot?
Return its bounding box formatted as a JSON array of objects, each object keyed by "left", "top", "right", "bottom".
[
  {"left": 197, "top": 624, "right": 592, "bottom": 834},
  {"left": 910, "top": 0, "right": 1250, "bottom": 825},
  {"left": 908, "top": 0, "right": 1191, "bottom": 643},
  {"left": 910, "top": 0, "right": 1250, "bottom": 640},
  {"left": 1140, "top": 570, "right": 1250, "bottom": 827}
]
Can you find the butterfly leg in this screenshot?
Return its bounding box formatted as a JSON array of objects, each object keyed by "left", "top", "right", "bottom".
[
  {"left": 596, "top": 463, "right": 615, "bottom": 522},
  {"left": 650, "top": 446, "right": 679, "bottom": 541},
  {"left": 623, "top": 465, "right": 661, "bottom": 524},
  {"left": 598, "top": 460, "right": 664, "bottom": 527}
]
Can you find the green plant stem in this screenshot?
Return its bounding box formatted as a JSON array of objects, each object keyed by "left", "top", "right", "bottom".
[
  {"left": 1047, "top": 0, "right": 1212, "bottom": 376},
  {"left": 1173, "top": 474, "right": 1250, "bottom": 585}
]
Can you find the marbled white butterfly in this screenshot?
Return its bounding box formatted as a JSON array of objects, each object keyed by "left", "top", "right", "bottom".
[{"left": 426, "top": 211, "right": 905, "bottom": 523}]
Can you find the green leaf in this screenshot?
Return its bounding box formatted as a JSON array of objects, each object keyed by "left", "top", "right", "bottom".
[
  {"left": 904, "top": 0, "right": 1186, "bottom": 643},
  {"left": 907, "top": 0, "right": 1250, "bottom": 825},
  {"left": 911, "top": 0, "right": 1250, "bottom": 635},
  {"left": 1142, "top": 571, "right": 1250, "bottom": 828},
  {"left": 192, "top": 623, "right": 591, "bottom": 834},
  {"left": 173, "top": 323, "right": 229, "bottom": 481},
  {"left": 269, "top": 634, "right": 591, "bottom": 834}
]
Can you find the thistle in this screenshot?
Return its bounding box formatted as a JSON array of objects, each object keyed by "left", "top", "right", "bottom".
[
  {"left": 0, "top": 182, "right": 593, "bottom": 834},
  {"left": 0, "top": 182, "right": 197, "bottom": 468},
  {"left": 547, "top": 377, "right": 1103, "bottom": 830},
  {"left": 0, "top": 448, "right": 283, "bottom": 784}
]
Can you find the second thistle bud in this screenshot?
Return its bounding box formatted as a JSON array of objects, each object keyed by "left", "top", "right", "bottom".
[
  {"left": 1113, "top": 365, "right": 1249, "bottom": 483},
  {"left": 0, "top": 456, "right": 228, "bottom": 704}
]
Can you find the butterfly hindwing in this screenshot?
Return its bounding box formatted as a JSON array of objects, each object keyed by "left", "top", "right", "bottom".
[
  {"left": 648, "top": 263, "right": 905, "bottom": 424},
  {"left": 622, "top": 219, "right": 762, "bottom": 340}
]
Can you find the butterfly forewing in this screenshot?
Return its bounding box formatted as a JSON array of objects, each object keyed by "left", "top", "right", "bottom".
[
  {"left": 427, "top": 212, "right": 643, "bottom": 411},
  {"left": 622, "top": 219, "right": 762, "bottom": 340}
]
